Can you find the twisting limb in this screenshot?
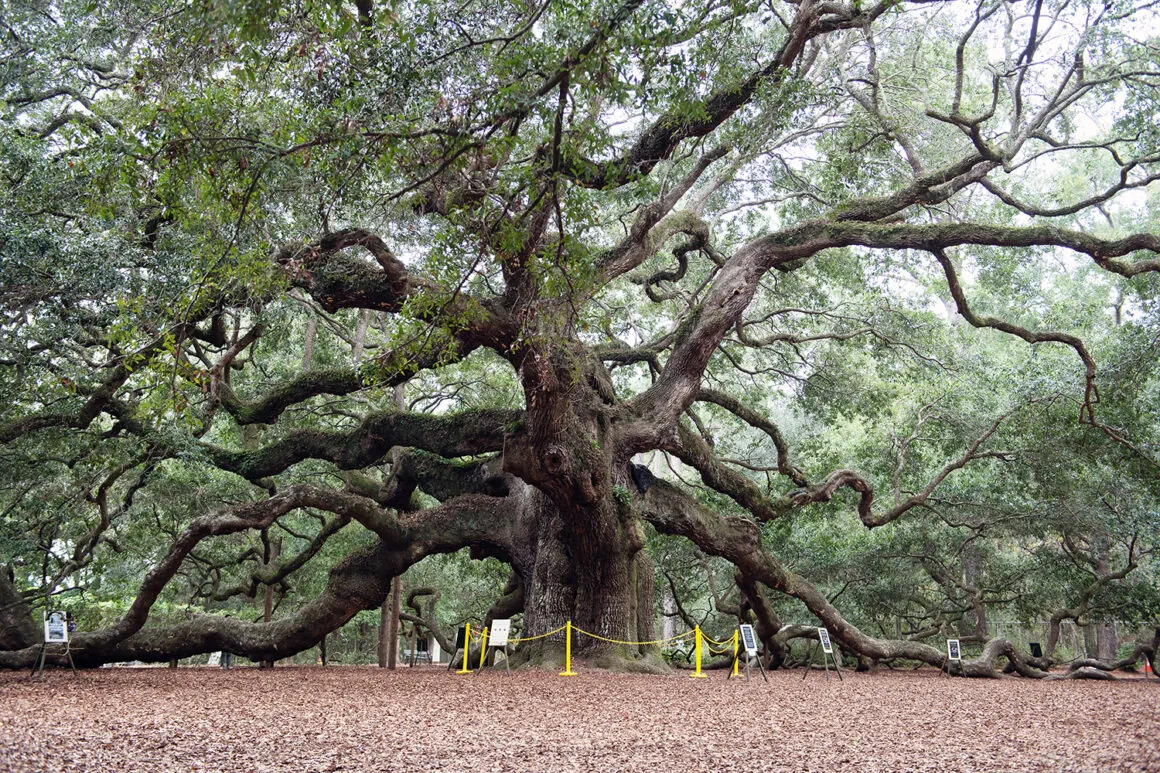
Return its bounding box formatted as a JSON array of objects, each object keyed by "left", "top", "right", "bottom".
[
  {"left": 562, "top": 1, "right": 916, "bottom": 190},
  {"left": 695, "top": 388, "right": 807, "bottom": 486},
  {"left": 205, "top": 514, "right": 350, "bottom": 601},
  {"left": 931, "top": 248, "right": 1099, "bottom": 419},
  {"left": 202, "top": 406, "right": 519, "bottom": 480},
  {"left": 401, "top": 586, "right": 455, "bottom": 655},
  {"left": 789, "top": 409, "right": 1016, "bottom": 528},
  {"left": 666, "top": 422, "right": 793, "bottom": 523},
  {"left": 638, "top": 478, "right": 1040, "bottom": 678},
  {"left": 0, "top": 487, "right": 520, "bottom": 668},
  {"left": 0, "top": 322, "right": 199, "bottom": 445}
]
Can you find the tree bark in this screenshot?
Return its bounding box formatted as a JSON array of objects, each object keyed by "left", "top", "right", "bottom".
[
  {"left": 387, "top": 575, "right": 401, "bottom": 669},
  {"left": 377, "top": 598, "right": 390, "bottom": 668},
  {"left": 0, "top": 566, "right": 37, "bottom": 650},
  {"left": 261, "top": 534, "right": 281, "bottom": 668}
]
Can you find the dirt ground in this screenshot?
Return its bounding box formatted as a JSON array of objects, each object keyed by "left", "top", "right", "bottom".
[{"left": 0, "top": 665, "right": 1156, "bottom": 773}]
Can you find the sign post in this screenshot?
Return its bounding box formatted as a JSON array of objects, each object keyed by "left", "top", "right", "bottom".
[
  {"left": 31, "top": 611, "right": 78, "bottom": 679},
  {"left": 477, "top": 619, "right": 512, "bottom": 675},
  {"left": 732, "top": 624, "right": 768, "bottom": 683},
  {"left": 802, "top": 627, "right": 843, "bottom": 682}
]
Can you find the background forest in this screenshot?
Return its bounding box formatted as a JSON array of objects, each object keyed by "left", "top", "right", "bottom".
[{"left": 1, "top": 0, "right": 1158, "bottom": 675}]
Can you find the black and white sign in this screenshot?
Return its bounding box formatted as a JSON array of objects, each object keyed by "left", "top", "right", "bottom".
[
  {"left": 455, "top": 625, "right": 467, "bottom": 649},
  {"left": 947, "top": 639, "right": 962, "bottom": 661},
  {"left": 1029, "top": 642, "right": 1043, "bottom": 659},
  {"left": 489, "top": 619, "right": 511, "bottom": 647},
  {"left": 818, "top": 627, "right": 833, "bottom": 654},
  {"left": 44, "top": 612, "right": 68, "bottom": 643},
  {"left": 739, "top": 624, "right": 759, "bottom": 656}
]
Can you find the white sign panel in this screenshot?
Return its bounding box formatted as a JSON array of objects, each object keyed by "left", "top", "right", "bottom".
[
  {"left": 739, "top": 624, "right": 758, "bottom": 656},
  {"left": 818, "top": 627, "right": 833, "bottom": 654},
  {"left": 489, "top": 619, "right": 511, "bottom": 648},
  {"left": 947, "top": 638, "right": 962, "bottom": 661},
  {"left": 44, "top": 612, "right": 68, "bottom": 643}
]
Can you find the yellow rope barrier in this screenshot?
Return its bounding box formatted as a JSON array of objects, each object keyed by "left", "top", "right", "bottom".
[
  {"left": 571, "top": 627, "right": 696, "bottom": 647},
  {"left": 508, "top": 625, "right": 568, "bottom": 644},
  {"left": 455, "top": 623, "right": 696, "bottom": 648}
]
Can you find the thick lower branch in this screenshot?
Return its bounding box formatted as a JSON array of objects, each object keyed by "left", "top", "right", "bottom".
[{"left": 205, "top": 407, "right": 519, "bottom": 480}]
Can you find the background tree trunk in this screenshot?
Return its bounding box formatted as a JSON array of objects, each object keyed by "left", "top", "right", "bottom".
[
  {"left": 377, "top": 599, "right": 389, "bottom": 667},
  {"left": 1097, "top": 622, "right": 1118, "bottom": 661},
  {"left": 0, "top": 566, "right": 36, "bottom": 650},
  {"left": 1084, "top": 623, "right": 1098, "bottom": 659},
  {"left": 261, "top": 535, "right": 281, "bottom": 668},
  {"left": 387, "top": 575, "right": 401, "bottom": 670}
]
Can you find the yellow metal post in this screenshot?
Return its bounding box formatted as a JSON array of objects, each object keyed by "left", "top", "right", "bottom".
[
  {"left": 477, "top": 627, "right": 489, "bottom": 670},
  {"left": 559, "top": 620, "right": 577, "bottom": 676},
  {"left": 456, "top": 623, "right": 471, "bottom": 674},
  {"left": 690, "top": 625, "right": 707, "bottom": 678},
  {"left": 731, "top": 630, "right": 740, "bottom": 678}
]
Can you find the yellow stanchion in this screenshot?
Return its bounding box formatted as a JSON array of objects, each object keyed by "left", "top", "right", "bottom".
[
  {"left": 477, "top": 627, "right": 489, "bottom": 670},
  {"left": 689, "top": 625, "right": 707, "bottom": 678},
  {"left": 559, "top": 620, "right": 577, "bottom": 676},
  {"left": 456, "top": 622, "right": 472, "bottom": 674},
  {"left": 731, "top": 630, "right": 740, "bottom": 677}
]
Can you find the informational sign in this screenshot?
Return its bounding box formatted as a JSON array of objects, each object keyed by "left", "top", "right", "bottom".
[
  {"left": 1029, "top": 642, "right": 1043, "bottom": 659},
  {"left": 489, "top": 619, "right": 511, "bottom": 648},
  {"left": 739, "top": 624, "right": 759, "bottom": 656},
  {"left": 947, "top": 639, "right": 962, "bottom": 661},
  {"left": 818, "top": 627, "right": 833, "bottom": 654},
  {"left": 455, "top": 625, "right": 467, "bottom": 649},
  {"left": 44, "top": 611, "right": 68, "bottom": 643}
]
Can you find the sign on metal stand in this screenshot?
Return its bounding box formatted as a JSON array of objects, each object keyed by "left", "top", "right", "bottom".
[
  {"left": 730, "top": 624, "right": 768, "bottom": 683},
  {"left": 802, "top": 627, "right": 843, "bottom": 682},
  {"left": 478, "top": 619, "right": 512, "bottom": 676},
  {"left": 940, "top": 638, "right": 962, "bottom": 677},
  {"left": 32, "top": 611, "right": 78, "bottom": 679}
]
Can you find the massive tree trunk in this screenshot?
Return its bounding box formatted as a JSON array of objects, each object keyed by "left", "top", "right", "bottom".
[
  {"left": 508, "top": 481, "right": 654, "bottom": 668},
  {"left": 496, "top": 346, "right": 660, "bottom": 668}
]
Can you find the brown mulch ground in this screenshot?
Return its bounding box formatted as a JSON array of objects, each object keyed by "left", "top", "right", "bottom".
[{"left": 1, "top": 665, "right": 1156, "bottom": 772}]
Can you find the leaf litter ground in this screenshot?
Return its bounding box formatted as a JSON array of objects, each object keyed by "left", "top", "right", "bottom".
[{"left": 1, "top": 666, "right": 1156, "bottom": 772}]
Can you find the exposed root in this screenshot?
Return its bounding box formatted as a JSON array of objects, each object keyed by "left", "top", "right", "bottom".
[{"left": 1048, "top": 666, "right": 1117, "bottom": 681}]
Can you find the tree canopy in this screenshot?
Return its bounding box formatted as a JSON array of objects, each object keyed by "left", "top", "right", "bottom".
[{"left": 2, "top": 0, "right": 1159, "bottom": 675}]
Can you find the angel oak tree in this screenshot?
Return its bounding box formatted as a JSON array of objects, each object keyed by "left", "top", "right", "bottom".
[{"left": 2, "top": 0, "right": 1159, "bottom": 675}]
